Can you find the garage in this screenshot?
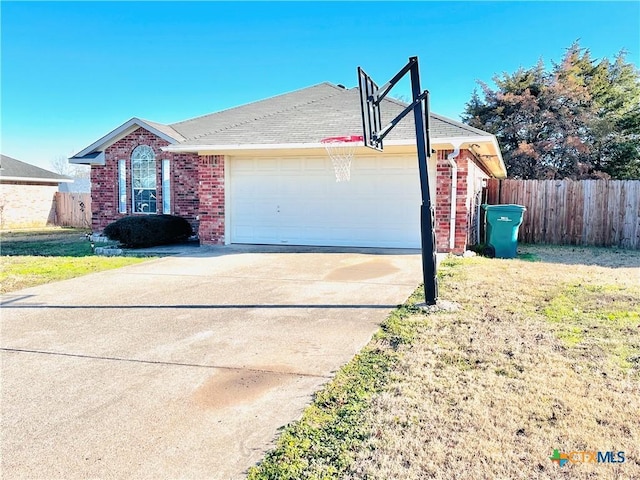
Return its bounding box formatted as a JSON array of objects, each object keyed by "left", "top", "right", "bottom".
[
  {"left": 73, "top": 82, "right": 506, "bottom": 252},
  {"left": 228, "top": 155, "right": 426, "bottom": 248}
]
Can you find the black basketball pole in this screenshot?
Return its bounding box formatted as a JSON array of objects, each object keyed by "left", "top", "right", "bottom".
[
  {"left": 409, "top": 57, "right": 438, "bottom": 305},
  {"left": 359, "top": 56, "right": 438, "bottom": 305}
]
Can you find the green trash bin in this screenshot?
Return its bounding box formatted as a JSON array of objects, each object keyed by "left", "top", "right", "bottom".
[{"left": 482, "top": 204, "right": 526, "bottom": 258}]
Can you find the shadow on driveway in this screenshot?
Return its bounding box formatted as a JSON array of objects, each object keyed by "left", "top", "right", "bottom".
[{"left": 1, "top": 248, "right": 423, "bottom": 479}]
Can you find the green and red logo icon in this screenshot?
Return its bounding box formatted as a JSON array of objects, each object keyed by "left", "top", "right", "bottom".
[{"left": 550, "top": 449, "right": 569, "bottom": 467}]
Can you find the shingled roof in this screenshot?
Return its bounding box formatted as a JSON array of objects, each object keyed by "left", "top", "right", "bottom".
[
  {"left": 168, "top": 82, "right": 492, "bottom": 145},
  {"left": 0, "top": 154, "right": 71, "bottom": 183},
  {"left": 70, "top": 82, "right": 506, "bottom": 177}
]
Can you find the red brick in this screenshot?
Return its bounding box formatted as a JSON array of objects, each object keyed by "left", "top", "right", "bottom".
[
  {"left": 91, "top": 141, "right": 487, "bottom": 251},
  {"left": 91, "top": 127, "right": 224, "bottom": 244}
]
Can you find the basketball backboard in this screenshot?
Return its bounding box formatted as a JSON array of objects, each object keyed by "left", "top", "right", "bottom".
[
  {"left": 356, "top": 57, "right": 438, "bottom": 305},
  {"left": 357, "top": 67, "right": 383, "bottom": 151}
]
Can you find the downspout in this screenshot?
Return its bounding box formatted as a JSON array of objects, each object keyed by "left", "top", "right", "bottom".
[{"left": 447, "top": 146, "right": 461, "bottom": 251}]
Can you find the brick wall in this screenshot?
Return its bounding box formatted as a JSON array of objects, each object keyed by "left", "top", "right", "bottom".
[
  {"left": 435, "top": 149, "right": 469, "bottom": 254},
  {"left": 91, "top": 127, "right": 201, "bottom": 234},
  {"left": 455, "top": 151, "right": 473, "bottom": 252},
  {"left": 197, "top": 155, "right": 225, "bottom": 245},
  {"left": 88, "top": 129, "right": 487, "bottom": 250},
  {"left": 0, "top": 182, "right": 58, "bottom": 228},
  {"left": 435, "top": 150, "right": 453, "bottom": 252},
  {"left": 435, "top": 149, "right": 491, "bottom": 253}
]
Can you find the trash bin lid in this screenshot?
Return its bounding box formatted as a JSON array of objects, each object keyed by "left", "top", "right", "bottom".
[{"left": 482, "top": 204, "right": 526, "bottom": 212}]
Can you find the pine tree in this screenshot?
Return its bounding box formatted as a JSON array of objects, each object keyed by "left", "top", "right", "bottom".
[
  {"left": 463, "top": 42, "right": 640, "bottom": 179},
  {"left": 583, "top": 50, "right": 640, "bottom": 178}
]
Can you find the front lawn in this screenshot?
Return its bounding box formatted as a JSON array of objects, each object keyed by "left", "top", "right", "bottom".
[
  {"left": 248, "top": 245, "right": 640, "bottom": 480},
  {"left": 0, "top": 228, "right": 150, "bottom": 294}
]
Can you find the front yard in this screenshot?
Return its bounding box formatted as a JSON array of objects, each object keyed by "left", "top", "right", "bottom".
[
  {"left": 1, "top": 232, "right": 637, "bottom": 478},
  {"left": 249, "top": 245, "right": 640, "bottom": 479},
  {"left": 0, "top": 228, "right": 149, "bottom": 294}
]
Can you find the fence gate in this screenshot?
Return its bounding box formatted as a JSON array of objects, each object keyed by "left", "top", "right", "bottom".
[{"left": 54, "top": 192, "right": 91, "bottom": 228}]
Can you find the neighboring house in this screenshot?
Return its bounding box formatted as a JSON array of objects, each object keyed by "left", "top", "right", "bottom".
[
  {"left": 0, "top": 154, "right": 72, "bottom": 229},
  {"left": 70, "top": 83, "right": 507, "bottom": 252}
]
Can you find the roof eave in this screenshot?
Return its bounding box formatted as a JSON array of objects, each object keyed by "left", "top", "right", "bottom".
[
  {"left": 69, "top": 118, "right": 182, "bottom": 164},
  {"left": 162, "top": 135, "right": 507, "bottom": 178},
  {"left": 162, "top": 136, "right": 497, "bottom": 153},
  {"left": 163, "top": 142, "right": 340, "bottom": 153},
  {"left": 0, "top": 176, "right": 73, "bottom": 183},
  {"left": 69, "top": 151, "right": 106, "bottom": 166},
  {"left": 465, "top": 137, "right": 507, "bottom": 179},
  {"left": 425, "top": 136, "right": 506, "bottom": 179}
]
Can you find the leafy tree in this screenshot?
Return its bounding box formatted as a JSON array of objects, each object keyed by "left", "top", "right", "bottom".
[
  {"left": 50, "top": 155, "right": 90, "bottom": 178},
  {"left": 463, "top": 42, "right": 640, "bottom": 179}
]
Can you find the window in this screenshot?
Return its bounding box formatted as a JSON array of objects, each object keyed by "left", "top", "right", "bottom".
[
  {"left": 162, "top": 159, "right": 171, "bottom": 214},
  {"left": 131, "top": 145, "right": 156, "bottom": 213},
  {"left": 118, "top": 160, "right": 127, "bottom": 213}
]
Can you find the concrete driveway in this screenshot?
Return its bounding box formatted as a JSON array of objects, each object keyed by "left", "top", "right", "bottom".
[{"left": 1, "top": 246, "right": 422, "bottom": 479}]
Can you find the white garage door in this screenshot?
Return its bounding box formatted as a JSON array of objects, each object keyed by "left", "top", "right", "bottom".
[{"left": 229, "top": 156, "right": 424, "bottom": 248}]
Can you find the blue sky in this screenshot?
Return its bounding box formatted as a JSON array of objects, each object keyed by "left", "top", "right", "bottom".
[{"left": 2, "top": 1, "right": 639, "bottom": 170}]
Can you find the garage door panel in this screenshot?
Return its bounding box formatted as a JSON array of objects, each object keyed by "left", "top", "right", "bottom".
[
  {"left": 233, "top": 225, "right": 279, "bottom": 244},
  {"left": 234, "top": 200, "right": 277, "bottom": 220},
  {"left": 384, "top": 175, "right": 419, "bottom": 192},
  {"left": 253, "top": 158, "right": 280, "bottom": 172},
  {"left": 230, "top": 156, "right": 421, "bottom": 248},
  {"left": 303, "top": 158, "right": 328, "bottom": 172}
]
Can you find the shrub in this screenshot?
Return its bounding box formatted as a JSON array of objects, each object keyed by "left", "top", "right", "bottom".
[{"left": 103, "top": 215, "right": 193, "bottom": 248}]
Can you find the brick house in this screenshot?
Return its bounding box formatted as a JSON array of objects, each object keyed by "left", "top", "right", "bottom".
[
  {"left": 70, "top": 83, "right": 506, "bottom": 253},
  {"left": 0, "top": 154, "right": 72, "bottom": 229}
]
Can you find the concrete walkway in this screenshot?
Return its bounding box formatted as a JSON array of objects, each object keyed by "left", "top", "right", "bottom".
[{"left": 1, "top": 246, "right": 422, "bottom": 479}]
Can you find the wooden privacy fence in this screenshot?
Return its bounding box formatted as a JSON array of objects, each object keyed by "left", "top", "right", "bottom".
[
  {"left": 486, "top": 179, "right": 640, "bottom": 249},
  {"left": 54, "top": 192, "right": 91, "bottom": 228}
]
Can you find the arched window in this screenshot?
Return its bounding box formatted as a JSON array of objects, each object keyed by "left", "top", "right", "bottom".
[{"left": 131, "top": 145, "right": 157, "bottom": 213}]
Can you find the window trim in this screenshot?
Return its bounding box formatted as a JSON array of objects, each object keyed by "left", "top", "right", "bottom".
[
  {"left": 131, "top": 145, "right": 157, "bottom": 214},
  {"left": 118, "top": 159, "right": 127, "bottom": 214},
  {"left": 162, "top": 159, "right": 171, "bottom": 214}
]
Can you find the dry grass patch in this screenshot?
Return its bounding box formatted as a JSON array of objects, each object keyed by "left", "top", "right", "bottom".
[
  {"left": 347, "top": 246, "right": 639, "bottom": 480},
  {"left": 248, "top": 245, "right": 639, "bottom": 479}
]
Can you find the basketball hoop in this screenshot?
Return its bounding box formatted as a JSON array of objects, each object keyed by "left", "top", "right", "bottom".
[{"left": 320, "top": 135, "right": 363, "bottom": 182}]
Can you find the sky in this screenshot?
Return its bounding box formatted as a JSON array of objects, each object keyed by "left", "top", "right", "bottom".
[{"left": 1, "top": 1, "right": 639, "bottom": 170}]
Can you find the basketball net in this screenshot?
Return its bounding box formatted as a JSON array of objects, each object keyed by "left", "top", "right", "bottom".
[{"left": 321, "top": 136, "right": 363, "bottom": 182}]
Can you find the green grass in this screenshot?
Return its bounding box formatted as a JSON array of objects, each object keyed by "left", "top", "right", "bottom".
[
  {"left": 516, "top": 251, "right": 539, "bottom": 262},
  {"left": 1, "top": 228, "right": 93, "bottom": 256},
  {"left": 1, "top": 236, "right": 94, "bottom": 256},
  {"left": 542, "top": 282, "right": 640, "bottom": 369},
  {"left": 0, "top": 228, "right": 150, "bottom": 294}
]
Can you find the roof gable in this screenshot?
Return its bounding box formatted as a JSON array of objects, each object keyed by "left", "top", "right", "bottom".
[
  {"left": 69, "top": 118, "right": 183, "bottom": 164},
  {"left": 0, "top": 154, "right": 71, "bottom": 183}
]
